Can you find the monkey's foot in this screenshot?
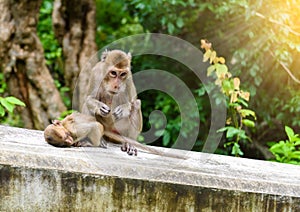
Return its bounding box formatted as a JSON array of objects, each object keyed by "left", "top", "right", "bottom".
[
  {"left": 72, "top": 142, "right": 81, "bottom": 147},
  {"left": 121, "top": 142, "right": 137, "bottom": 156},
  {"left": 74, "top": 140, "right": 94, "bottom": 147},
  {"left": 100, "top": 138, "right": 108, "bottom": 148}
]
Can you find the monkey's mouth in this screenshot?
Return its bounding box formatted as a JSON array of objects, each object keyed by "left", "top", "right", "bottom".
[{"left": 108, "top": 91, "right": 118, "bottom": 95}]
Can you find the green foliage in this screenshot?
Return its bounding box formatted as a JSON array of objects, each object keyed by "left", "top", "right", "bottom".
[
  {"left": 272, "top": 89, "right": 300, "bottom": 127},
  {"left": 201, "top": 39, "right": 256, "bottom": 156},
  {"left": 199, "top": 0, "right": 300, "bottom": 135},
  {"left": 154, "top": 93, "right": 181, "bottom": 147},
  {"left": 0, "top": 97, "right": 25, "bottom": 117},
  {"left": 0, "top": 96, "right": 26, "bottom": 127},
  {"left": 38, "top": 0, "right": 70, "bottom": 108},
  {"left": 142, "top": 91, "right": 181, "bottom": 147},
  {"left": 37, "top": 0, "right": 62, "bottom": 69},
  {"left": 132, "top": 54, "right": 208, "bottom": 148},
  {"left": 126, "top": 0, "right": 197, "bottom": 34},
  {"left": 58, "top": 110, "right": 75, "bottom": 120},
  {"left": 269, "top": 126, "right": 300, "bottom": 165},
  {"left": 0, "top": 72, "right": 26, "bottom": 126},
  {"left": 0, "top": 73, "right": 7, "bottom": 94},
  {"left": 95, "top": 0, "right": 144, "bottom": 47}
]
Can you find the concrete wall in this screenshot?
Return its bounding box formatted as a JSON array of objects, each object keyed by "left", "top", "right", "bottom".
[{"left": 0, "top": 125, "right": 300, "bottom": 211}]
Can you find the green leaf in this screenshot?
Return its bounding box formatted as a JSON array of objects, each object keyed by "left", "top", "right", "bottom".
[
  {"left": 232, "top": 143, "right": 244, "bottom": 156},
  {"left": 254, "top": 76, "right": 262, "bottom": 86},
  {"left": 60, "top": 87, "right": 70, "bottom": 93},
  {"left": 210, "top": 51, "right": 217, "bottom": 64},
  {"left": 5, "top": 96, "right": 26, "bottom": 106},
  {"left": 238, "top": 130, "right": 250, "bottom": 141},
  {"left": 270, "top": 141, "right": 285, "bottom": 153},
  {"left": 207, "top": 65, "right": 216, "bottom": 76},
  {"left": 226, "top": 127, "right": 240, "bottom": 139},
  {"left": 181, "top": 130, "right": 188, "bottom": 138},
  {"left": 267, "top": 141, "right": 277, "bottom": 147},
  {"left": 221, "top": 79, "right": 233, "bottom": 95},
  {"left": 239, "top": 109, "right": 256, "bottom": 119},
  {"left": 203, "top": 49, "right": 212, "bottom": 62},
  {"left": 137, "top": 135, "right": 145, "bottom": 143},
  {"left": 176, "top": 18, "right": 184, "bottom": 28},
  {"left": 0, "top": 98, "right": 15, "bottom": 113},
  {"left": 215, "top": 64, "right": 228, "bottom": 77},
  {"left": 162, "top": 131, "right": 170, "bottom": 146},
  {"left": 195, "top": 87, "right": 206, "bottom": 96},
  {"left": 237, "top": 98, "right": 248, "bottom": 107},
  {"left": 242, "top": 119, "right": 255, "bottom": 128},
  {"left": 217, "top": 127, "right": 228, "bottom": 133},
  {"left": 161, "top": 17, "right": 166, "bottom": 25},
  {"left": 167, "top": 22, "right": 175, "bottom": 34},
  {"left": 154, "top": 129, "right": 164, "bottom": 137},
  {"left": 0, "top": 105, "right": 5, "bottom": 117},
  {"left": 285, "top": 126, "right": 295, "bottom": 141},
  {"left": 290, "top": 151, "right": 300, "bottom": 159}
]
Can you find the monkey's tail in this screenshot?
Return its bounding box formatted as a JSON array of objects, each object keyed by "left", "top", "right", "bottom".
[{"left": 103, "top": 131, "right": 187, "bottom": 159}]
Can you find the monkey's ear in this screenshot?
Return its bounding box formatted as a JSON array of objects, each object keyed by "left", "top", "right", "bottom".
[
  {"left": 45, "top": 136, "right": 57, "bottom": 146},
  {"left": 101, "top": 49, "right": 109, "bottom": 62},
  {"left": 127, "top": 52, "right": 132, "bottom": 61},
  {"left": 52, "top": 120, "right": 62, "bottom": 126},
  {"left": 45, "top": 136, "right": 53, "bottom": 142}
]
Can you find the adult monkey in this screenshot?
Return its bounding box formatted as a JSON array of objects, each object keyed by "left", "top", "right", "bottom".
[{"left": 82, "top": 50, "right": 142, "bottom": 155}]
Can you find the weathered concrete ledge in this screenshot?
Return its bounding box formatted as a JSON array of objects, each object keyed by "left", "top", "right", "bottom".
[{"left": 0, "top": 125, "right": 300, "bottom": 211}]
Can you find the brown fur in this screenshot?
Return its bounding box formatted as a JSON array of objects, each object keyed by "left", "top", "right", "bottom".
[{"left": 44, "top": 113, "right": 105, "bottom": 147}]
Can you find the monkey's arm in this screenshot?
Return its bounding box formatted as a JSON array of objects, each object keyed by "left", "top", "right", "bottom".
[
  {"left": 83, "top": 96, "right": 111, "bottom": 117},
  {"left": 130, "top": 99, "right": 143, "bottom": 132},
  {"left": 82, "top": 62, "right": 111, "bottom": 117}
]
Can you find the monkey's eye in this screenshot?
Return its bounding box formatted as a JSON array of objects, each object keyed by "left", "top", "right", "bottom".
[
  {"left": 120, "top": 72, "right": 127, "bottom": 78},
  {"left": 109, "top": 71, "right": 117, "bottom": 78}
]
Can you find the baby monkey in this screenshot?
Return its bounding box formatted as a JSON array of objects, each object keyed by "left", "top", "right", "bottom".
[{"left": 44, "top": 112, "right": 107, "bottom": 148}]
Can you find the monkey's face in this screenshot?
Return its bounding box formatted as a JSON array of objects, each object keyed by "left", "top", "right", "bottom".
[
  {"left": 104, "top": 68, "right": 128, "bottom": 95},
  {"left": 44, "top": 124, "right": 74, "bottom": 147}
]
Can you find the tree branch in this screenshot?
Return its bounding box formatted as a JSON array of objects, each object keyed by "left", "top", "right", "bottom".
[
  {"left": 255, "top": 12, "right": 300, "bottom": 37},
  {"left": 270, "top": 51, "right": 300, "bottom": 84}
]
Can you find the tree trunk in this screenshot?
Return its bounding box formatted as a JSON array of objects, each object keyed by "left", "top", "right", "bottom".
[
  {"left": 0, "top": 0, "right": 66, "bottom": 130},
  {"left": 52, "top": 0, "right": 97, "bottom": 110}
]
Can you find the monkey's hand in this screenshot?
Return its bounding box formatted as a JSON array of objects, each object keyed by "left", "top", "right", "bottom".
[
  {"left": 95, "top": 102, "right": 111, "bottom": 117},
  {"left": 113, "top": 103, "right": 131, "bottom": 120},
  {"left": 84, "top": 97, "right": 111, "bottom": 117}
]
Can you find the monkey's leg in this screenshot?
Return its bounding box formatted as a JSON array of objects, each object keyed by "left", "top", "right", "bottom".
[
  {"left": 87, "top": 122, "right": 107, "bottom": 148},
  {"left": 99, "top": 137, "right": 108, "bottom": 148},
  {"left": 118, "top": 99, "right": 142, "bottom": 156},
  {"left": 130, "top": 99, "right": 143, "bottom": 134}
]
